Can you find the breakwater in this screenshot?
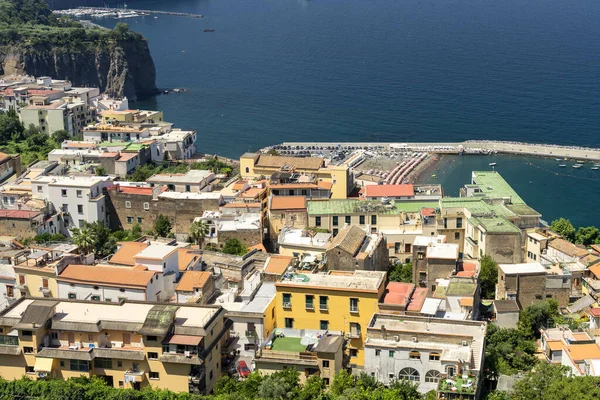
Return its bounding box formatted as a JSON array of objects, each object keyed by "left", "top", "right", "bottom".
[{"left": 275, "top": 141, "right": 600, "bottom": 161}]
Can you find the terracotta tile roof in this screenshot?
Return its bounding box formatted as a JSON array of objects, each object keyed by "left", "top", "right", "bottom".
[
  {"left": 407, "top": 287, "right": 428, "bottom": 311},
  {"left": 232, "top": 180, "right": 248, "bottom": 190},
  {"left": 589, "top": 264, "right": 600, "bottom": 279},
  {"left": 327, "top": 225, "right": 366, "bottom": 256},
  {"left": 364, "top": 184, "right": 414, "bottom": 198},
  {"left": 100, "top": 152, "right": 119, "bottom": 158},
  {"left": 564, "top": 343, "right": 600, "bottom": 361},
  {"left": 0, "top": 210, "right": 41, "bottom": 219},
  {"left": 421, "top": 207, "right": 436, "bottom": 217},
  {"left": 264, "top": 255, "right": 293, "bottom": 275},
  {"left": 249, "top": 243, "right": 267, "bottom": 253},
  {"left": 176, "top": 271, "right": 211, "bottom": 292},
  {"left": 456, "top": 270, "right": 476, "bottom": 277},
  {"left": 590, "top": 308, "right": 600, "bottom": 317},
  {"left": 65, "top": 142, "right": 96, "bottom": 148},
  {"left": 460, "top": 297, "right": 474, "bottom": 307},
  {"left": 116, "top": 153, "right": 138, "bottom": 162},
  {"left": 580, "top": 254, "right": 600, "bottom": 267},
  {"left": 109, "top": 242, "right": 149, "bottom": 266},
  {"left": 222, "top": 202, "right": 261, "bottom": 209},
  {"left": 549, "top": 238, "right": 589, "bottom": 258},
  {"left": 239, "top": 187, "right": 266, "bottom": 198},
  {"left": 317, "top": 181, "right": 333, "bottom": 189},
  {"left": 384, "top": 292, "right": 408, "bottom": 305},
  {"left": 256, "top": 155, "right": 324, "bottom": 170},
  {"left": 548, "top": 341, "right": 562, "bottom": 351},
  {"left": 386, "top": 282, "right": 415, "bottom": 296},
  {"left": 177, "top": 248, "right": 200, "bottom": 271},
  {"left": 270, "top": 196, "right": 307, "bottom": 211},
  {"left": 591, "top": 244, "right": 600, "bottom": 254},
  {"left": 57, "top": 264, "right": 155, "bottom": 288}
]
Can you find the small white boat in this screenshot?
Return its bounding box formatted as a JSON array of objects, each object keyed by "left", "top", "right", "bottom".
[
  {"left": 592, "top": 167, "right": 599, "bottom": 170},
  {"left": 573, "top": 164, "right": 582, "bottom": 169},
  {"left": 555, "top": 158, "right": 561, "bottom": 161},
  {"left": 558, "top": 164, "right": 566, "bottom": 168},
  {"left": 489, "top": 162, "right": 497, "bottom": 166}
]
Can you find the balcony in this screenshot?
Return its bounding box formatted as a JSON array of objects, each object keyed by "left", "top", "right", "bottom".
[
  {"left": 159, "top": 352, "right": 202, "bottom": 365},
  {"left": 124, "top": 369, "right": 145, "bottom": 383},
  {"left": 438, "top": 374, "right": 478, "bottom": 399},
  {"left": 0, "top": 335, "right": 19, "bottom": 346}
]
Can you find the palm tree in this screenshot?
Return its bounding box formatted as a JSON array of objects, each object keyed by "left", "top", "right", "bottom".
[
  {"left": 189, "top": 220, "right": 210, "bottom": 248},
  {"left": 72, "top": 226, "right": 96, "bottom": 255}
]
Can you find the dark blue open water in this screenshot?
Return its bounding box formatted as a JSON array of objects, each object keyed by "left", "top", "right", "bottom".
[{"left": 96, "top": 0, "right": 600, "bottom": 227}]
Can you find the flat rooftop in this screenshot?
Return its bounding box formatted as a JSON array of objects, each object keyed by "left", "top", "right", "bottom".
[
  {"left": 369, "top": 314, "right": 486, "bottom": 337},
  {"left": 135, "top": 244, "right": 178, "bottom": 260},
  {"left": 469, "top": 216, "right": 521, "bottom": 234},
  {"left": 426, "top": 243, "right": 459, "bottom": 260},
  {"left": 32, "top": 175, "right": 111, "bottom": 188},
  {"left": 308, "top": 199, "right": 438, "bottom": 215},
  {"left": 148, "top": 170, "right": 214, "bottom": 184},
  {"left": 499, "top": 262, "right": 546, "bottom": 275},
  {"left": 174, "top": 306, "right": 217, "bottom": 328},
  {"left": 279, "top": 228, "right": 331, "bottom": 248},
  {"left": 414, "top": 235, "right": 446, "bottom": 247},
  {"left": 53, "top": 301, "right": 153, "bottom": 324},
  {"left": 277, "top": 270, "right": 385, "bottom": 292},
  {"left": 471, "top": 171, "right": 525, "bottom": 204}
]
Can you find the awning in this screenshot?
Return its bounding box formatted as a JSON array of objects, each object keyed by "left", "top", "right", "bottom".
[
  {"left": 163, "top": 335, "right": 203, "bottom": 346},
  {"left": 34, "top": 357, "right": 54, "bottom": 372},
  {"left": 28, "top": 250, "right": 48, "bottom": 259}
]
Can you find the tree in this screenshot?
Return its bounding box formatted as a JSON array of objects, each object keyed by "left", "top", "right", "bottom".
[
  {"left": 51, "top": 129, "right": 69, "bottom": 145},
  {"left": 0, "top": 110, "right": 23, "bottom": 144},
  {"left": 518, "top": 299, "right": 560, "bottom": 338},
  {"left": 550, "top": 218, "right": 576, "bottom": 242},
  {"left": 298, "top": 375, "right": 327, "bottom": 400},
  {"left": 154, "top": 215, "right": 172, "bottom": 238},
  {"left": 257, "top": 368, "right": 300, "bottom": 399},
  {"left": 221, "top": 238, "right": 248, "bottom": 256},
  {"left": 389, "top": 262, "right": 413, "bottom": 283},
  {"left": 511, "top": 363, "right": 572, "bottom": 400},
  {"left": 95, "top": 166, "right": 106, "bottom": 176},
  {"left": 130, "top": 223, "right": 142, "bottom": 240},
  {"left": 189, "top": 220, "right": 209, "bottom": 248},
  {"left": 330, "top": 369, "right": 355, "bottom": 397},
  {"left": 484, "top": 324, "right": 537, "bottom": 378},
  {"left": 71, "top": 226, "right": 96, "bottom": 254},
  {"left": 479, "top": 255, "right": 498, "bottom": 299},
  {"left": 575, "top": 226, "right": 600, "bottom": 246}
]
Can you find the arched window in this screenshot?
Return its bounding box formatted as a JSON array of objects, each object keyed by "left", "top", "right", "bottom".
[
  {"left": 245, "top": 167, "right": 250, "bottom": 173},
  {"left": 398, "top": 367, "right": 420, "bottom": 382},
  {"left": 409, "top": 351, "right": 421, "bottom": 360},
  {"left": 425, "top": 370, "right": 442, "bottom": 383}
]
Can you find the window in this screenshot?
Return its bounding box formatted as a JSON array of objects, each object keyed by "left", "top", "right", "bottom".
[
  {"left": 62, "top": 204, "right": 68, "bottom": 213},
  {"left": 77, "top": 205, "right": 83, "bottom": 214},
  {"left": 70, "top": 360, "right": 89, "bottom": 372},
  {"left": 319, "top": 296, "right": 328, "bottom": 311},
  {"left": 332, "top": 216, "right": 338, "bottom": 226},
  {"left": 6, "top": 285, "right": 14, "bottom": 297},
  {"left": 359, "top": 215, "right": 365, "bottom": 225},
  {"left": 137, "top": 217, "right": 143, "bottom": 224},
  {"left": 389, "top": 350, "right": 395, "bottom": 358},
  {"left": 21, "top": 330, "right": 32, "bottom": 337},
  {"left": 443, "top": 217, "right": 448, "bottom": 228},
  {"left": 349, "top": 348, "right": 358, "bottom": 357},
  {"left": 42, "top": 278, "right": 49, "bottom": 289},
  {"left": 282, "top": 293, "right": 291, "bottom": 308},
  {"left": 19, "top": 275, "right": 25, "bottom": 285},
  {"left": 399, "top": 367, "right": 419, "bottom": 382},
  {"left": 127, "top": 216, "right": 133, "bottom": 224},
  {"left": 320, "top": 320, "right": 329, "bottom": 330},
  {"left": 146, "top": 336, "right": 158, "bottom": 342},
  {"left": 345, "top": 216, "right": 351, "bottom": 224},
  {"left": 68, "top": 293, "right": 76, "bottom": 300},
  {"left": 350, "top": 298, "right": 359, "bottom": 313},
  {"left": 455, "top": 232, "right": 460, "bottom": 240},
  {"left": 446, "top": 366, "right": 455, "bottom": 377},
  {"left": 125, "top": 201, "right": 131, "bottom": 209},
  {"left": 370, "top": 215, "right": 377, "bottom": 225},
  {"left": 315, "top": 216, "right": 321, "bottom": 227},
  {"left": 25, "top": 366, "right": 34, "bottom": 373},
  {"left": 349, "top": 323, "right": 361, "bottom": 337},
  {"left": 91, "top": 295, "right": 100, "bottom": 301},
  {"left": 23, "top": 346, "right": 34, "bottom": 354},
  {"left": 375, "top": 349, "right": 381, "bottom": 356},
  {"left": 185, "top": 185, "right": 191, "bottom": 192},
  {"left": 61, "top": 189, "right": 67, "bottom": 197},
  {"left": 209, "top": 370, "right": 213, "bottom": 380},
  {"left": 425, "top": 370, "right": 442, "bottom": 383},
  {"left": 429, "top": 353, "right": 441, "bottom": 361},
  {"left": 95, "top": 358, "right": 112, "bottom": 369},
  {"left": 409, "top": 351, "right": 421, "bottom": 360},
  {"left": 285, "top": 318, "right": 294, "bottom": 328},
  {"left": 457, "top": 217, "right": 463, "bottom": 228},
  {"left": 305, "top": 295, "right": 314, "bottom": 310},
  {"left": 149, "top": 372, "right": 159, "bottom": 380},
  {"left": 144, "top": 202, "right": 150, "bottom": 210},
  {"left": 332, "top": 228, "right": 338, "bottom": 236},
  {"left": 117, "top": 361, "right": 123, "bottom": 368},
  {"left": 105, "top": 298, "right": 112, "bottom": 302},
  {"left": 37, "top": 185, "right": 43, "bottom": 193},
  {"left": 119, "top": 381, "right": 124, "bottom": 388},
  {"left": 322, "top": 360, "right": 330, "bottom": 368},
  {"left": 76, "top": 190, "right": 82, "bottom": 198},
  {"left": 245, "top": 167, "right": 249, "bottom": 173}
]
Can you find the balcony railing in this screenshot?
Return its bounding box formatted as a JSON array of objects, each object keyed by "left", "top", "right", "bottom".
[
  {"left": 0, "top": 335, "right": 19, "bottom": 346},
  {"left": 319, "top": 304, "right": 328, "bottom": 311},
  {"left": 283, "top": 302, "right": 292, "bottom": 309}
]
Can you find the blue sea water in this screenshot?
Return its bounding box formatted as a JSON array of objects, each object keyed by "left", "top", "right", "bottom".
[{"left": 95, "top": 0, "right": 600, "bottom": 227}]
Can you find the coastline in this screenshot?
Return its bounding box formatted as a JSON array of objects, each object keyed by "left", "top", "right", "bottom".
[{"left": 406, "top": 154, "right": 441, "bottom": 184}]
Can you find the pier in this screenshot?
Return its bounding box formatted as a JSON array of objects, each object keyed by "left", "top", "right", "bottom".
[{"left": 275, "top": 140, "right": 600, "bottom": 161}]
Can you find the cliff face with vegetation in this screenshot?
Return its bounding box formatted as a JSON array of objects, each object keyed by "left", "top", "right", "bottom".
[{"left": 0, "top": 0, "right": 157, "bottom": 100}]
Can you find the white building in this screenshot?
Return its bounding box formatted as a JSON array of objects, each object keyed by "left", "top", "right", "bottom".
[
  {"left": 175, "top": 271, "right": 215, "bottom": 304},
  {"left": 133, "top": 244, "right": 180, "bottom": 276},
  {"left": 0, "top": 263, "right": 17, "bottom": 311},
  {"left": 31, "top": 175, "right": 114, "bottom": 230},
  {"left": 56, "top": 264, "right": 164, "bottom": 302},
  {"left": 364, "top": 314, "right": 486, "bottom": 395},
  {"left": 148, "top": 170, "right": 216, "bottom": 193},
  {"left": 155, "top": 129, "right": 197, "bottom": 160}
]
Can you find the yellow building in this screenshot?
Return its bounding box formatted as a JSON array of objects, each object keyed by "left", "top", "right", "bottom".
[
  {"left": 240, "top": 153, "right": 353, "bottom": 199},
  {"left": 0, "top": 298, "right": 230, "bottom": 395},
  {"left": 13, "top": 254, "right": 59, "bottom": 299},
  {"left": 274, "top": 270, "right": 386, "bottom": 367},
  {"left": 101, "top": 109, "right": 164, "bottom": 124}
]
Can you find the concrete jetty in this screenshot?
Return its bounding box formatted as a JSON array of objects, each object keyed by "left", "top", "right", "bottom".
[{"left": 276, "top": 140, "right": 600, "bottom": 161}]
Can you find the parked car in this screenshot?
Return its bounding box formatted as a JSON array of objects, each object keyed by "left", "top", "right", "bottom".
[{"left": 237, "top": 360, "right": 251, "bottom": 378}]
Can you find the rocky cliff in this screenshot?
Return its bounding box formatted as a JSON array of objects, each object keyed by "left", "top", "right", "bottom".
[{"left": 0, "top": 36, "right": 157, "bottom": 101}]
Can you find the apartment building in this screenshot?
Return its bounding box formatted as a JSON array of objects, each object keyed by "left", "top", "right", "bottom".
[
  {"left": 156, "top": 130, "right": 197, "bottom": 160},
  {"left": 363, "top": 314, "right": 486, "bottom": 398},
  {"left": 412, "top": 236, "right": 459, "bottom": 292},
  {"left": 540, "top": 327, "right": 600, "bottom": 376},
  {"left": 277, "top": 227, "right": 332, "bottom": 262},
  {"left": 274, "top": 270, "right": 386, "bottom": 368},
  {"left": 267, "top": 196, "right": 308, "bottom": 241},
  {"left": 175, "top": 271, "right": 215, "bottom": 304},
  {"left": 240, "top": 153, "right": 352, "bottom": 199},
  {"left": 20, "top": 99, "right": 92, "bottom": 136},
  {"left": 147, "top": 170, "right": 216, "bottom": 193},
  {"left": 0, "top": 298, "right": 229, "bottom": 394},
  {"left": 31, "top": 175, "right": 114, "bottom": 230},
  {"left": 266, "top": 172, "right": 332, "bottom": 199},
  {"left": 325, "top": 225, "right": 388, "bottom": 272}
]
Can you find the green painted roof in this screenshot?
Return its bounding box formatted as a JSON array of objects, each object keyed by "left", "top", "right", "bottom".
[
  {"left": 307, "top": 199, "right": 439, "bottom": 215},
  {"left": 505, "top": 203, "right": 541, "bottom": 217},
  {"left": 440, "top": 197, "right": 493, "bottom": 215},
  {"left": 487, "top": 204, "right": 515, "bottom": 219},
  {"left": 468, "top": 216, "right": 521, "bottom": 234},
  {"left": 446, "top": 279, "right": 477, "bottom": 296},
  {"left": 471, "top": 171, "right": 525, "bottom": 204},
  {"left": 124, "top": 143, "right": 148, "bottom": 151},
  {"left": 98, "top": 141, "right": 127, "bottom": 147}
]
